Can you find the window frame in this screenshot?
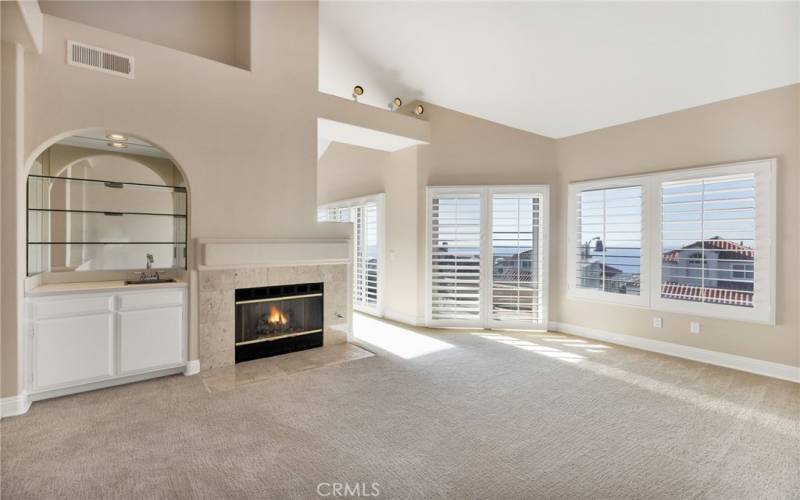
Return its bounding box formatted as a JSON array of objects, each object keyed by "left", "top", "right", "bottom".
[{"left": 566, "top": 159, "right": 776, "bottom": 325}]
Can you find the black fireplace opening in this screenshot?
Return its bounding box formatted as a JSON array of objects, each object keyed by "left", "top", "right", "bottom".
[{"left": 235, "top": 282, "right": 323, "bottom": 363}]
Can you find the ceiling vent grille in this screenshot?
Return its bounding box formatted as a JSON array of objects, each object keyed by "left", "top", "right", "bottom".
[{"left": 67, "top": 40, "right": 134, "bottom": 79}]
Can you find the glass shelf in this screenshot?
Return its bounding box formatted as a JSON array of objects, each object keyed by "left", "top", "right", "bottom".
[
  {"left": 28, "top": 174, "right": 187, "bottom": 192},
  {"left": 28, "top": 175, "right": 187, "bottom": 216}
]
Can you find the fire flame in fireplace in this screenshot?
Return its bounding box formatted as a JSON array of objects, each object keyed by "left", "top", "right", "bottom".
[{"left": 267, "top": 306, "right": 288, "bottom": 326}]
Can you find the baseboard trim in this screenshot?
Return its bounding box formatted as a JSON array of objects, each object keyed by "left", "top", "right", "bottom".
[
  {"left": 1, "top": 392, "right": 32, "bottom": 418},
  {"left": 549, "top": 321, "right": 800, "bottom": 383},
  {"left": 184, "top": 359, "right": 201, "bottom": 376},
  {"left": 383, "top": 308, "right": 422, "bottom": 327}
]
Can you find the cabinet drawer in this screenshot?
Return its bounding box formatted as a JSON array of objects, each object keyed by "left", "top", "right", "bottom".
[
  {"left": 118, "top": 289, "right": 183, "bottom": 310},
  {"left": 33, "top": 314, "right": 114, "bottom": 389},
  {"left": 33, "top": 295, "right": 113, "bottom": 320}
]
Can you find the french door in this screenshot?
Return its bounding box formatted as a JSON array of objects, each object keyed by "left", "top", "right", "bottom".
[
  {"left": 427, "top": 186, "right": 548, "bottom": 330},
  {"left": 318, "top": 194, "right": 384, "bottom": 316}
]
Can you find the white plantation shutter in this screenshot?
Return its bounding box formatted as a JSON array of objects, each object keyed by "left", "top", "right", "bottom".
[
  {"left": 352, "top": 206, "right": 366, "bottom": 306},
  {"left": 660, "top": 173, "right": 756, "bottom": 307},
  {"left": 491, "top": 194, "right": 544, "bottom": 324},
  {"left": 364, "top": 202, "right": 379, "bottom": 306},
  {"left": 430, "top": 194, "right": 482, "bottom": 321}
]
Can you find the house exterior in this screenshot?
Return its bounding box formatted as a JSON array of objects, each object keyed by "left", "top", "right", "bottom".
[{"left": 661, "top": 236, "right": 754, "bottom": 307}]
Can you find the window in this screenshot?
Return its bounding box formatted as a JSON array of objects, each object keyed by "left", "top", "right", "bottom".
[
  {"left": 567, "top": 159, "right": 775, "bottom": 324},
  {"left": 318, "top": 194, "right": 384, "bottom": 316},
  {"left": 660, "top": 173, "right": 756, "bottom": 309},
  {"left": 576, "top": 186, "right": 642, "bottom": 296},
  {"left": 567, "top": 180, "right": 648, "bottom": 307},
  {"left": 427, "top": 186, "right": 548, "bottom": 329},
  {"left": 732, "top": 263, "right": 754, "bottom": 280}
]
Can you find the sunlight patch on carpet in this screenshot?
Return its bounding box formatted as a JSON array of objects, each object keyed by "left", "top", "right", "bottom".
[{"left": 354, "top": 314, "right": 454, "bottom": 359}]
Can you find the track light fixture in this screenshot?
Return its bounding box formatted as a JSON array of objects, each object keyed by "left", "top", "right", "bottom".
[{"left": 352, "top": 85, "right": 364, "bottom": 101}]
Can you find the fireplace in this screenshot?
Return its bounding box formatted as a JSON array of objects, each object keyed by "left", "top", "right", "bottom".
[{"left": 235, "top": 282, "right": 324, "bottom": 363}]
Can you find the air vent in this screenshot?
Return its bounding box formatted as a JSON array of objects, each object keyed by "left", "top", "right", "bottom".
[{"left": 66, "top": 40, "right": 134, "bottom": 79}]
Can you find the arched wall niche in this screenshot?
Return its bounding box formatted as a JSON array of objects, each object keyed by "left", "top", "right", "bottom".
[{"left": 23, "top": 129, "right": 192, "bottom": 277}]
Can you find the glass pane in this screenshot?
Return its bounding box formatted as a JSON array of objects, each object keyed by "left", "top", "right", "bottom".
[
  {"left": 576, "top": 185, "right": 642, "bottom": 295},
  {"left": 661, "top": 174, "right": 755, "bottom": 308},
  {"left": 492, "top": 195, "right": 543, "bottom": 324},
  {"left": 28, "top": 243, "right": 183, "bottom": 274},
  {"left": 28, "top": 211, "right": 186, "bottom": 244}
]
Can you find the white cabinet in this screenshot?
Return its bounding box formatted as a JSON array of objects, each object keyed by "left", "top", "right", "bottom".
[
  {"left": 119, "top": 307, "right": 183, "bottom": 374},
  {"left": 33, "top": 314, "right": 114, "bottom": 389},
  {"left": 26, "top": 285, "right": 187, "bottom": 397}
]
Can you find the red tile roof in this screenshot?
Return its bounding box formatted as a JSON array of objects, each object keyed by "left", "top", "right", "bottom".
[
  {"left": 662, "top": 237, "right": 754, "bottom": 263},
  {"left": 661, "top": 282, "right": 753, "bottom": 307}
]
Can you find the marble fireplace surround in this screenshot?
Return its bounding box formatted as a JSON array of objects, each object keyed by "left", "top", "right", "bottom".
[{"left": 197, "top": 239, "right": 352, "bottom": 371}]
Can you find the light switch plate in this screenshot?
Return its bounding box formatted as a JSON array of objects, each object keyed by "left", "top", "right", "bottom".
[
  {"left": 653, "top": 317, "right": 663, "bottom": 328},
  {"left": 690, "top": 321, "right": 701, "bottom": 334}
]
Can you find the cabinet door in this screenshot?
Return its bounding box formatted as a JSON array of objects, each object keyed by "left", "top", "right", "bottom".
[
  {"left": 118, "top": 307, "right": 184, "bottom": 374},
  {"left": 33, "top": 314, "right": 114, "bottom": 390}
]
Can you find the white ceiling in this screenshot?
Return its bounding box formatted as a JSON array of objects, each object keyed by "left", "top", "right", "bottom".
[{"left": 320, "top": 2, "right": 799, "bottom": 138}]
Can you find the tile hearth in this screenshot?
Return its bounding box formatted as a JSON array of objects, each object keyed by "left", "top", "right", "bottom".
[
  {"left": 200, "top": 343, "right": 373, "bottom": 393},
  {"left": 199, "top": 264, "right": 350, "bottom": 371}
]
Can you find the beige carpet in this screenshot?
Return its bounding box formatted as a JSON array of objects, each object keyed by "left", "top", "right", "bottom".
[{"left": 2, "top": 314, "right": 798, "bottom": 499}]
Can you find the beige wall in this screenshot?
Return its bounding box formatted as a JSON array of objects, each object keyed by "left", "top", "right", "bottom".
[
  {"left": 38, "top": 1, "right": 247, "bottom": 68},
  {"left": 1, "top": 5, "right": 349, "bottom": 398},
  {"left": 317, "top": 142, "right": 389, "bottom": 205},
  {"left": 552, "top": 84, "right": 800, "bottom": 367},
  {"left": 1, "top": 41, "right": 26, "bottom": 398}
]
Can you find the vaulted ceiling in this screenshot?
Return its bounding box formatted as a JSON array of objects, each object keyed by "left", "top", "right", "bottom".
[{"left": 319, "top": 2, "right": 799, "bottom": 138}]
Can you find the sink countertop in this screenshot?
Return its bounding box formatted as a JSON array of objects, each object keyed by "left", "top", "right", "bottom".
[{"left": 27, "top": 279, "right": 188, "bottom": 297}]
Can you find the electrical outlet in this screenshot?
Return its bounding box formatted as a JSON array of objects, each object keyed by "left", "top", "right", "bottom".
[
  {"left": 653, "top": 317, "right": 663, "bottom": 328},
  {"left": 690, "top": 321, "right": 701, "bottom": 334}
]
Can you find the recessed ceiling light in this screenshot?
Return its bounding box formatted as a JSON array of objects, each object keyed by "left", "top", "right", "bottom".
[
  {"left": 108, "top": 142, "right": 128, "bottom": 149},
  {"left": 106, "top": 133, "right": 128, "bottom": 141},
  {"left": 414, "top": 104, "right": 425, "bottom": 116}
]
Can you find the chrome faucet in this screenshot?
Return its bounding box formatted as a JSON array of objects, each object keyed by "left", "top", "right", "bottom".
[{"left": 139, "top": 253, "right": 160, "bottom": 282}]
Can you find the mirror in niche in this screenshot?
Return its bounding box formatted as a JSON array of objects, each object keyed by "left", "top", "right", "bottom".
[{"left": 27, "top": 132, "right": 188, "bottom": 276}]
